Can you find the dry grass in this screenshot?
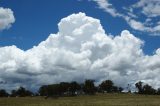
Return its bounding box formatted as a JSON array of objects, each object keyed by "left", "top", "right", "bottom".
[{"left": 0, "top": 93, "right": 160, "bottom": 106}]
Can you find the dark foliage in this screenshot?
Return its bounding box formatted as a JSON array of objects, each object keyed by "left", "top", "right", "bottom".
[
  {"left": 39, "top": 81, "right": 82, "bottom": 97},
  {"left": 143, "top": 84, "right": 156, "bottom": 95},
  {"left": 1, "top": 79, "right": 160, "bottom": 98},
  {"left": 11, "top": 87, "right": 33, "bottom": 97},
  {"left": 135, "top": 81, "right": 143, "bottom": 94},
  {"left": 157, "top": 88, "right": 160, "bottom": 95},
  {"left": 135, "top": 81, "right": 157, "bottom": 95},
  {"left": 69, "top": 81, "right": 81, "bottom": 95},
  {"left": 99, "top": 80, "right": 123, "bottom": 93},
  {"left": 83, "top": 80, "right": 96, "bottom": 95},
  {"left": 0, "top": 89, "right": 9, "bottom": 97},
  {"left": 39, "top": 79, "right": 124, "bottom": 97},
  {"left": 99, "top": 80, "right": 113, "bottom": 93}
]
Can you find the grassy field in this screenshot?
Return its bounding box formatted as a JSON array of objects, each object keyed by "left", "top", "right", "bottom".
[{"left": 0, "top": 94, "right": 160, "bottom": 106}]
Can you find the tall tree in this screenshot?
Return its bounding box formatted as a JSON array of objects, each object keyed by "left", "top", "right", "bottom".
[
  {"left": 11, "top": 86, "right": 33, "bottom": 97},
  {"left": 135, "top": 81, "right": 143, "bottom": 94},
  {"left": 39, "top": 85, "right": 48, "bottom": 96},
  {"left": 99, "top": 80, "right": 114, "bottom": 93},
  {"left": 69, "top": 81, "right": 81, "bottom": 95},
  {"left": 59, "top": 82, "right": 70, "bottom": 95},
  {"left": 16, "top": 87, "right": 27, "bottom": 97},
  {"left": 83, "top": 80, "right": 96, "bottom": 95},
  {"left": 157, "top": 88, "right": 160, "bottom": 95},
  {"left": 11, "top": 90, "right": 17, "bottom": 97},
  {"left": 0, "top": 89, "right": 9, "bottom": 97},
  {"left": 143, "top": 84, "right": 156, "bottom": 95}
]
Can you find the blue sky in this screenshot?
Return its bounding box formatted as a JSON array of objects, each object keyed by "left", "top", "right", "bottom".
[{"left": 0, "top": 0, "right": 159, "bottom": 55}]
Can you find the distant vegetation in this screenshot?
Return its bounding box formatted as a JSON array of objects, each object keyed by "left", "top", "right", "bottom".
[{"left": 1, "top": 80, "right": 160, "bottom": 98}]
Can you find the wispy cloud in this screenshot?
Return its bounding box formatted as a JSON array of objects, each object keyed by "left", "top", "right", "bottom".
[{"left": 89, "top": 0, "right": 160, "bottom": 35}]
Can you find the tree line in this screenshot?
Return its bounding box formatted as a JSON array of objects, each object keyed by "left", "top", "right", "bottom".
[
  {"left": 38, "top": 80, "right": 123, "bottom": 98},
  {"left": 0, "top": 80, "right": 160, "bottom": 97},
  {"left": 135, "top": 81, "right": 160, "bottom": 95}
]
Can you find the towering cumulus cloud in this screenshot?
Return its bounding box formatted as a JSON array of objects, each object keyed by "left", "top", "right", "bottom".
[{"left": 0, "top": 13, "right": 160, "bottom": 90}]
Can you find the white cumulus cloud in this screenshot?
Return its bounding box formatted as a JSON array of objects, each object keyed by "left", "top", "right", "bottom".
[
  {"left": 0, "top": 13, "right": 160, "bottom": 91},
  {"left": 0, "top": 7, "right": 15, "bottom": 31}
]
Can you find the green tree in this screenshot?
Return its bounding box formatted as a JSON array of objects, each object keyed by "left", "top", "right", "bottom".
[
  {"left": 0, "top": 89, "right": 9, "bottom": 97},
  {"left": 11, "top": 87, "right": 33, "bottom": 97},
  {"left": 157, "top": 88, "right": 160, "bottom": 95},
  {"left": 47, "top": 84, "right": 60, "bottom": 96},
  {"left": 83, "top": 80, "right": 96, "bottom": 95},
  {"left": 99, "top": 80, "right": 114, "bottom": 93},
  {"left": 143, "top": 84, "right": 156, "bottom": 95},
  {"left": 39, "top": 85, "right": 48, "bottom": 96},
  {"left": 59, "top": 82, "right": 70, "bottom": 95},
  {"left": 69, "top": 81, "right": 81, "bottom": 95},
  {"left": 11, "top": 90, "right": 17, "bottom": 97},
  {"left": 135, "top": 81, "right": 143, "bottom": 94},
  {"left": 16, "top": 87, "right": 27, "bottom": 97},
  {"left": 135, "top": 81, "right": 156, "bottom": 95}
]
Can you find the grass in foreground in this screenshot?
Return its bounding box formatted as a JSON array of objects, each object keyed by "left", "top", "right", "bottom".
[{"left": 0, "top": 94, "right": 160, "bottom": 106}]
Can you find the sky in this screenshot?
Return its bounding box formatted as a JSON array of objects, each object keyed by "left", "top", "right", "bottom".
[
  {"left": 0, "top": 0, "right": 160, "bottom": 91},
  {"left": 0, "top": 0, "right": 160, "bottom": 54}
]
